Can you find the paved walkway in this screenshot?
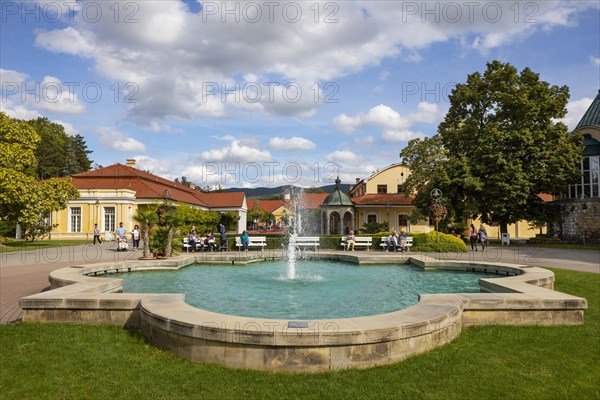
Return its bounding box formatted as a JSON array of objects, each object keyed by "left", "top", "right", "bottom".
[{"left": 1, "top": 243, "right": 598, "bottom": 324}]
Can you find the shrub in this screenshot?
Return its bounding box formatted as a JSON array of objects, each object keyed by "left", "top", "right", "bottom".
[{"left": 411, "top": 231, "right": 467, "bottom": 252}]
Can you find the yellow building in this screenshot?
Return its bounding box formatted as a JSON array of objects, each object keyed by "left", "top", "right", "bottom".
[
  {"left": 348, "top": 163, "right": 541, "bottom": 239},
  {"left": 49, "top": 160, "right": 247, "bottom": 240}
]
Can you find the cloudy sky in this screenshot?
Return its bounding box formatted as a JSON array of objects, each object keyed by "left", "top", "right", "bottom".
[{"left": 1, "top": 0, "right": 599, "bottom": 188}]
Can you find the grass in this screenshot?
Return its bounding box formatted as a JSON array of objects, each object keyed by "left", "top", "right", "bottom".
[
  {"left": 0, "top": 240, "right": 90, "bottom": 253},
  {"left": 1, "top": 269, "right": 599, "bottom": 400}
]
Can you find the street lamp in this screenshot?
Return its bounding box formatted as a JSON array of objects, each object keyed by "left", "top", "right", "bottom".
[
  {"left": 385, "top": 203, "right": 390, "bottom": 230},
  {"left": 95, "top": 199, "right": 100, "bottom": 226}
]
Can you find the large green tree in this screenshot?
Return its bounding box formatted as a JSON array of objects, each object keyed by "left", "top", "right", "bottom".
[
  {"left": 27, "top": 117, "right": 92, "bottom": 179},
  {"left": 401, "top": 61, "right": 582, "bottom": 234},
  {"left": 0, "top": 112, "right": 80, "bottom": 239}
]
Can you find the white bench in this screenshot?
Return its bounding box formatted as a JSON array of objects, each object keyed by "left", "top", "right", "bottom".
[
  {"left": 235, "top": 236, "right": 267, "bottom": 251},
  {"left": 184, "top": 237, "right": 217, "bottom": 252},
  {"left": 380, "top": 236, "right": 413, "bottom": 252},
  {"left": 183, "top": 237, "right": 201, "bottom": 252},
  {"left": 292, "top": 236, "right": 320, "bottom": 251},
  {"left": 340, "top": 236, "right": 372, "bottom": 251}
]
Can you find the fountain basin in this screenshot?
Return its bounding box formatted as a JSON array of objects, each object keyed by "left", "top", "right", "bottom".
[{"left": 20, "top": 253, "right": 587, "bottom": 372}]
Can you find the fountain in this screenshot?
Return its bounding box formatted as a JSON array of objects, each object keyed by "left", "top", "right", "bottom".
[
  {"left": 283, "top": 187, "right": 307, "bottom": 280},
  {"left": 286, "top": 233, "right": 297, "bottom": 280}
]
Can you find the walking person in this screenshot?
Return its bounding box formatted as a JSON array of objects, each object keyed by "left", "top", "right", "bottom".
[
  {"left": 131, "top": 225, "right": 141, "bottom": 249},
  {"left": 469, "top": 223, "right": 478, "bottom": 251},
  {"left": 478, "top": 225, "right": 488, "bottom": 251},
  {"left": 93, "top": 223, "right": 102, "bottom": 245}
]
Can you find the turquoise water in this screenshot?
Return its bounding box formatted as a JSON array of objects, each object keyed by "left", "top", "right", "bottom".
[{"left": 117, "top": 261, "right": 497, "bottom": 319}]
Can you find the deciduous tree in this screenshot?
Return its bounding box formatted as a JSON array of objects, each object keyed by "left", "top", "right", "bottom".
[{"left": 401, "top": 61, "right": 582, "bottom": 234}]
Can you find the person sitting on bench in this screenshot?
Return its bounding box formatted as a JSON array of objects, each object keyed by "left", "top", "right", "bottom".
[{"left": 386, "top": 231, "right": 399, "bottom": 252}]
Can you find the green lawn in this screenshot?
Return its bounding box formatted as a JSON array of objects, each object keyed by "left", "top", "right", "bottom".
[
  {"left": 1, "top": 269, "right": 599, "bottom": 400},
  {"left": 0, "top": 240, "right": 90, "bottom": 253}
]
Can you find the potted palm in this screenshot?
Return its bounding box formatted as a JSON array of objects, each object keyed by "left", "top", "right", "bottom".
[{"left": 134, "top": 206, "right": 159, "bottom": 259}]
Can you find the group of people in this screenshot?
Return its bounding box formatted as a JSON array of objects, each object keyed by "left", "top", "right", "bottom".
[
  {"left": 92, "top": 222, "right": 140, "bottom": 251},
  {"left": 469, "top": 224, "right": 488, "bottom": 251},
  {"left": 385, "top": 230, "right": 409, "bottom": 252},
  {"left": 187, "top": 227, "right": 218, "bottom": 252}
]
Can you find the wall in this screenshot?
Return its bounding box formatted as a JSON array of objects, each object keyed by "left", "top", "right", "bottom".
[
  {"left": 365, "top": 164, "right": 412, "bottom": 194},
  {"left": 556, "top": 198, "right": 600, "bottom": 244}
]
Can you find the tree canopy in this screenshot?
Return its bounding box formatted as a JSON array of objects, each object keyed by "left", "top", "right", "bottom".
[
  {"left": 0, "top": 112, "right": 80, "bottom": 238},
  {"left": 400, "top": 61, "right": 582, "bottom": 233},
  {"left": 27, "top": 117, "right": 92, "bottom": 179}
]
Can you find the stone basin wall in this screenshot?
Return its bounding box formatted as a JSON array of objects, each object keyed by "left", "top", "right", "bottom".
[{"left": 20, "top": 254, "right": 587, "bottom": 372}]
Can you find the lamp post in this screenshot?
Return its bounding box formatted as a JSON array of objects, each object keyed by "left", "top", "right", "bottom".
[
  {"left": 385, "top": 203, "right": 390, "bottom": 231},
  {"left": 430, "top": 188, "right": 444, "bottom": 250},
  {"left": 95, "top": 199, "right": 100, "bottom": 226}
]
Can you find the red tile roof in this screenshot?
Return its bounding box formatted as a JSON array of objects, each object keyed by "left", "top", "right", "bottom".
[
  {"left": 247, "top": 199, "right": 287, "bottom": 213},
  {"left": 247, "top": 193, "right": 328, "bottom": 213},
  {"left": 300, "top": 193, "right": 329, "bottom": 209},
  {"left": 538, "top": 193, "right": 554, "bottom": 202},
  {"left": 352, "top": 194, "right": 414, "bottom": 206},
  {"left": 72, "top": 164, "right": 245, "bottom": 208}
]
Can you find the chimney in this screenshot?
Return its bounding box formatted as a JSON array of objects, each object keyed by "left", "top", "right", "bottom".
[
  {"left": 355, "top": 178, "right": 360, "bottom": 184},
  {"left": 126, "top": 159, "right": 137, "bottom": 168},
  {"left": 190, "top": 184, "right": 196, "bottom": 190}
]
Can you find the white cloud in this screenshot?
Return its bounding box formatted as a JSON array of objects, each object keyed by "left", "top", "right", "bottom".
[
  {"left": 0, "top": 103, "right": 42, "bottom": 120},
  {"left": 31, "top": 1, "right": 593, "bottom": 123},
  {"left": 325, "top": 150, "right": 359, "bottom": 164},
  {"left": 591, "top": 56, "right": 600, "bottom": 66},
  {"left": 332, "top": 113, "right": 364, "bottom": 134},
  {"left": 53, "top": 119, "right": 79, "bottom": 136},
  {"left": 35, "top": 27, "right": 96, "bottom": 57},
  {"left": 200, "top": 140, "right": 272, "bottom": 162},
  {"left": 381, "top": 129, "right": 426, "bottom": 142},
  {"left": 333, "top": 102, "right": 444, "bottom": 140},
  {"left": 561, "top": 97, "right": 594, "bottom": 130},
  {"left": 0, "top": 68, "right": 28, "bottom": 83},
  {"left": 268, "top": 136, "right": 316, "bottom": 151},
  {"left": 134, "top": 155, "right": 178, "bottom": 181},
  {"left": 97, "top": 127, "right": 147, "bottom": 152},
  {"left": 1, "top": 70, "right": 86, "bottom": 116}
]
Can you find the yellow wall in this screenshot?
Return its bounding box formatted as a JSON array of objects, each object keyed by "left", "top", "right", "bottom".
[
  {"left": 360, "top": 163, "right": 543, "bottom": 239},
  {"left": 50, "top": 189, "right": 138, "bottom": 240},
  {"left": 355, "top": 206, "right": 430, "bottom": 233},
  {"left": 365, "top": 164, "right": 412, "bottom": 194}
]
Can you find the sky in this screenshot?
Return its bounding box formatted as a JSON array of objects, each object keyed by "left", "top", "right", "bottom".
[{"left": 1, "top": 0, "right": 599, "bottom": 189}]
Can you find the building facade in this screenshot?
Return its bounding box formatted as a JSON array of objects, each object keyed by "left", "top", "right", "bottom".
[
  {"left": 50, "top": 161, "right": 247, "bottom": 239},
  {"left": 554, "top": 89, "right": 600, "bottom": 243}
]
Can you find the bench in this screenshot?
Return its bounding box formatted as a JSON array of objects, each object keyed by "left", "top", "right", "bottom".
[
  {"left": 235, "top": 236, "right": 267, "bottom": 251},
  {"left": 380, "top": 236, "right": 413, "bottom": 252},
  {"left": 340, "top": 236, "right": 372, "bottom": 251},
  {"left": 183, "top": 237, "right": 217, "bottom": 252},
  {"left": 183, "top": 237, "right": 200, "bottom": 252},
  {"left": 292, "top": 236, "right": 320, "bottom": 251}
]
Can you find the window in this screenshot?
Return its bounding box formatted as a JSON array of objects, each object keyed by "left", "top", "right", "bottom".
[
  {"left": 367, "top": 214, "right": 377, "bottom": 223},
  {"left": 69, "top": 207, "right": 81, "bottom": 232},
  {"left": 377, "top": 185, "right": 387, "bottom": 194},
  {"left": 104, "top": 207, "right": 116, "bottom": 232},
  {"left": 398, "top": 215, "right": 408, "bottom": 227},
  {"left": 568, "top": 155, "right": 600, "bottom": 199},
  {"left": 397, "top": 184, "right": 405, "bottom": 194}
]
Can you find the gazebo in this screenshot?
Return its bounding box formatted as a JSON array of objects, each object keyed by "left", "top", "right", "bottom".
[{"left": 320, "top": 177, "right": 355, "bottom": 235}]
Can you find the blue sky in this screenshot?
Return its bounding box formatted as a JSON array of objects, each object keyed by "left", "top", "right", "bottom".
[{"left": 1, "top": 0, "right": 599, "bottom": 188}]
